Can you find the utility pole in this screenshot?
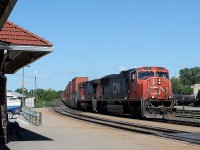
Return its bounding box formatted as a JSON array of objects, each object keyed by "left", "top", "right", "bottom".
[
  {"left": 34, "top": 70, "right": 37, "bottom": 107},
  {"left": 22, "top": 67, "right": 25, "bottom": 107},
  {"left": 22, "top": 66, "right": 30, "bottom": 107}
]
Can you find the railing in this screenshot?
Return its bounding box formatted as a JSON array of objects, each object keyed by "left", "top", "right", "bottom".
[
  {"left": 141, "top": 88, "right": 151, "bottom": 117},
  {"left": 22, "top": 107, "right": 42, "bottom": 126}
]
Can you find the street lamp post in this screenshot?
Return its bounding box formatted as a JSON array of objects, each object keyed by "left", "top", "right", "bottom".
[
  {"left": 22, "top": 67, "right": 25, "bottom": 107},
  {"left": 34, "top": 70, "right": 37, "bottom": 107},
  {"left": 22, "top": 66, "right": 30, "bottom": 107}
]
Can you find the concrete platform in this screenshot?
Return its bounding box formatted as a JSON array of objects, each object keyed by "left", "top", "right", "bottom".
[
  {"left": 1, "top": 108, "right": 200, "bottom": 150},
  {"left": 175, "top": 106, "right": 200, "bottom": 111}
]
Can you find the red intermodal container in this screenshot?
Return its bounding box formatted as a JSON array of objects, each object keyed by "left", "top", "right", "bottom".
[
  {"left": 78, "top": 82, "right": 86, "bottom": 100},
  {"left": 69, "top": 81, "right": 72, "bottom": 101},
  {"left": 72, "top": 77, "right": 88, "bottom": 93}
]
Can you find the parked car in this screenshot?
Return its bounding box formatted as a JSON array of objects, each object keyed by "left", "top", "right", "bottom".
[{"left": 7, "top": 99, "right": 21, "bottom": 119}]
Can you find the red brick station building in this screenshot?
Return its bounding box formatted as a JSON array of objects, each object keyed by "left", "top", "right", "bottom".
[{"left": 0, "top": 0, "right": 53, "bottom": 143}]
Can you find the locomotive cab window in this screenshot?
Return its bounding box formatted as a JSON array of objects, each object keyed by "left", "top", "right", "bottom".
[
  {"left": 156, "top": 72, "right": 169, "bottom": 79},
  {"left": 130, "top": 72, "right": 136, "bottom": 80},
  {"left": 138, "top": 71, "right": 154, "bottom": 80}
]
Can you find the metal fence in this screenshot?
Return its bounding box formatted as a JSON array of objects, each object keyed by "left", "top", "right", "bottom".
[{"left": 22, "top": 107, "right": 42, "bottom": 126}]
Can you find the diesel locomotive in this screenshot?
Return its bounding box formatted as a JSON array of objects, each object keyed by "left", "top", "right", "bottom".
[{"left": 61, "top": 66, "right": 175, "bottom": 119}]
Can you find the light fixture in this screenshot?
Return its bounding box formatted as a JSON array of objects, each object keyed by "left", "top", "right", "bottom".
[{"left": 5, "top": 52, "right": 12, "bottom": 62}]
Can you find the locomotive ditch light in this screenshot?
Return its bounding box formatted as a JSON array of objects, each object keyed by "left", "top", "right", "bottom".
[
  {"left": 158, "top": 82, "right": 161, "bottom": 85},
  {"left": 168, "top": 96, "right": 172, "bottom": 99}
]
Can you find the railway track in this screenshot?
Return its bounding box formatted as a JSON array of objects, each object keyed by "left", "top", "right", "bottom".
[
  {"left": 151, "top": 118, "right": 200, "bottom": 127},
  {"left": 176, "top": 110, "right": 200, "bottom": 119},
  {"left": 107, "top": 112, "right": 200, "bottom": 127},
  {"left": 54, "top": 99, "right": 200, "bottom": 146}
]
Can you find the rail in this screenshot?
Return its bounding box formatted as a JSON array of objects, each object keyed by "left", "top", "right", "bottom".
[
  {"left": 55, "top": 99, "right": 200, "bottom": 145},
  {"left": 22, "top": 107, "right": 42, "bottom": 126}
]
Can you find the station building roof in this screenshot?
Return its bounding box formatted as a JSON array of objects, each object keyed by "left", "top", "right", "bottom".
[
  {"left": 0, "top": 21, "right": 53, "bottom": 74},
  {"left": 0, "top": 21, "right": 52, "bottom": 47},
  {"left": 7, "top": 91, "right": 24, "bottom": 98},
  {"left": 0, "top": 0, "right": 17, "bottom": 30}
]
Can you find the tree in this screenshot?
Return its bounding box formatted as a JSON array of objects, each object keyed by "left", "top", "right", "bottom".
[
  {"left": 15, "top": 88, "right": 22, "bottom": 94},
  {"left": 181, "top": 85, "right": 193, "bottom": 95},
  {"left": 179, "top": 67, "right": 200, "bottom": 86},
  {"left": 171, "top": 77, "right": 182, "bottom": 94},
  {"left": 44, "top": 89, "right": 57, "bottom": 101},
  {"left": 170, "top": 66, "right": 200, "bottom": 95},
  {"left": 15, "top": 88, "right": 29, "bottom": 97},
  {"left": 171, "top": 77, "right": 193, "bottom": 94},
  {"left": 56, "top": 90, "right": 63, "bottom": 98},
  {"left": 13, "top": 87, "right": 63, "bottom": 107}
]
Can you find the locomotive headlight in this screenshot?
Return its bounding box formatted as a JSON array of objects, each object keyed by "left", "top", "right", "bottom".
[
  {"left": 158, "top": 82, "right": 161, "bottom": 85},
  {"left": 158, "top": 79, "right": 161, "bottom": 81},
  {"left": 151, "top": 96, "right": 155, "bottom": 99}
]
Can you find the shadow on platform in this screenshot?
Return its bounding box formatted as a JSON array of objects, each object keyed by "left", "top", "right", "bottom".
[
  {"left": 10, "top": 127, "right": 53, "bottom": 142},
  {"left": 0, "top": 144, "right": 10, "bottom": 150}
]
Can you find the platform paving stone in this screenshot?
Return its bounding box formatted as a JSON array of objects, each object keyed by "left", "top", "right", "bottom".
[{"left": 1, "top": 108, "right": 199, "bottom": 150}]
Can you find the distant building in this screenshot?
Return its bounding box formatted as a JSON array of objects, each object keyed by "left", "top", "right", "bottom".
[
  {"left": 7, "top": 91, "right": 25, "bottom": 101},
  {"left": 192, "top": 84, "right": 200, "bottom": 95},
  {"left": 7, "top": 92, "right": 35, "bottom": 107},
  {"left": 25, "top": 97, "right": 35, "bottom": 108}
]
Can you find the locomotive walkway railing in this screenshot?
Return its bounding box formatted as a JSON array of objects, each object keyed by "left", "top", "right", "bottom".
[
  {"left": 22, "top": 107, "right": 42, "bottom": 126},
  {"left": 141, "top": 88, "right": 151, "bottom": 116}
]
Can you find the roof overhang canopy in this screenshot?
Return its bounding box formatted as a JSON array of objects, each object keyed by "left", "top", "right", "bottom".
[
  {"left": 0, "top": 43, "right": 53, "bottom": 74},
  {"left": 0, "top": 0, "right": 17, "bottom": 30},
  {"left": 0, "top": 21, "right": 53, "bottom": 74}
]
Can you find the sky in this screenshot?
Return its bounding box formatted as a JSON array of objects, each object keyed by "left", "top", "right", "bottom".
[{"left": 5, "top": 0, "right": 200, "bottom": 92}]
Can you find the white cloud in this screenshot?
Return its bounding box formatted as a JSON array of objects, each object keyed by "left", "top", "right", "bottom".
[
  {"left": 53, "top": 70, "right": 78, "bottom": 76},
  {"left": 65, "top": 70, "right": 78, "bottom": 75},
  {"left": 40, "top": 74, "right": 48, "bottom": 79},
  {"left": 118, "top": 66, "right": 128, "bottom": 72}
]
